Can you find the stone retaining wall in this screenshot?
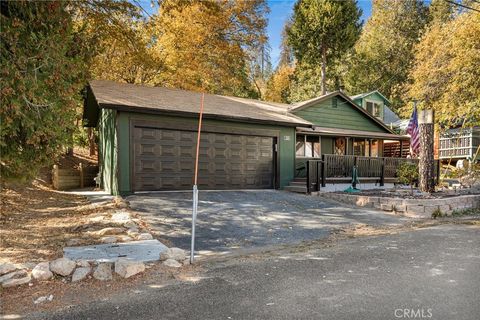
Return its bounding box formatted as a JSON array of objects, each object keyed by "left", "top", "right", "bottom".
[{"left": 318, "top": 192, "right": 480, "bottom": 218}]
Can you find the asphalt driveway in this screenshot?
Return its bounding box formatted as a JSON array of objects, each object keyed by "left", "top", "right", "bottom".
[{"left": 127, "top": 190, "right": 406, "bottom": 255}]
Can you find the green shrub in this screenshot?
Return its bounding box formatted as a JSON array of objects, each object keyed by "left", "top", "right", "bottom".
[
  {"left": 431, "top": 208, "right": 443, "bottom": 219},
  {"left": 397, "top": 162, "right": 419, "bottom": 195}
]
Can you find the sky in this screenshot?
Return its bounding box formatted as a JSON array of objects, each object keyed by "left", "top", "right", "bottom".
[
  {"left": 267, "top": 0, "right": 373, "bottom": 67},
  {"left": 134, "top": 0, "right": 374, "bottom": 68}
]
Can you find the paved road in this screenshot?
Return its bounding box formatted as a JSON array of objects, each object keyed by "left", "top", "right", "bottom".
[
  {"left": 31, "top": 224, "right": 480, "bottom": 320},
  {"left": 128, "top": 190, "right": 406, "bottom": 253}
]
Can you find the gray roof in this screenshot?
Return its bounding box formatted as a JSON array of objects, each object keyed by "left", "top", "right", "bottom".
[
  {"left": 383, "top": 105, "right": 401, "bottom": 125},
  {"left": 89, "top": 80, "right": 311, "bottom": 127}
]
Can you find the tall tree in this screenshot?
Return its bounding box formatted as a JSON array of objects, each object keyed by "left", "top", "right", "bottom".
[
  {"left": 152, "top": 0, "right": 269, "bottom": 97},
  {"left": 428, "top": 0, "right": 455, "bottom": 24},
  {"left": 0, "top": 1, "right": 86, "bottom": 181},
  {"left": 345, "top": 0, "right": 429, "bottom": 110},
  {"left": 406, "top": 9, "right": 480, "bottom": 127},
  {"left": 264, "top": 64, "right": 294, "bottom": 103},
  {"left": 287, "top": 0, "right": 362, "bottom": 95},
  {"left": 264, "top": 22, "right": 294, "bottom": 103},
  {"left": 0, "top": 0, "right": 139, "bottom": 181}
]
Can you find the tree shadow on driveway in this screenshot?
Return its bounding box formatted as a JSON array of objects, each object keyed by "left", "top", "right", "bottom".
[{"left": 127, "top": 190, "right": 406, "bottom": 256}]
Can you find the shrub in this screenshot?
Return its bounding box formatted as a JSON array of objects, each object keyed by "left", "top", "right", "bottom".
[{"left": 397, "top": 162, "right": 419, "bottom": 195}]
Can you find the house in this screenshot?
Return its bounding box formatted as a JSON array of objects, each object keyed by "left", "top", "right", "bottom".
[
  {"left": 83, "top": 81, "right": 410, "bottom": 195},
  {"left": 438, "top": 126, "right": 480, "bottom": 164},
  {"left": 350, "top": 90, "right": 401, "bottom": 127},
  {"left": 351, "top": 90, "right": 409, "bottom": 158}
]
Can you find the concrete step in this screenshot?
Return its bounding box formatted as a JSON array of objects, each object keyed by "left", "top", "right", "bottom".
[
  {"left": 289, "top": 181, "right": 307, "bottom": 187},
  {"left": 284, "top": 185, "right": 307, "bottom": 194}
]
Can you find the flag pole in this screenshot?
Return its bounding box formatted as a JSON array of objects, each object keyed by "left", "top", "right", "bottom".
[{"left": 191, "top": 93, "right": 205, "bottom": 264}]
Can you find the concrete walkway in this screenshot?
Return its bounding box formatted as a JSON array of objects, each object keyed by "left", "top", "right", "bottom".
[{"left": 127, "top": 190, "right": 407, "bottom": 255}]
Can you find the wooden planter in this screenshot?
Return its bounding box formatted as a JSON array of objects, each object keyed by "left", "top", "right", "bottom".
[{"left": 52, "top": 164, "right": 98, "bottom": 190}]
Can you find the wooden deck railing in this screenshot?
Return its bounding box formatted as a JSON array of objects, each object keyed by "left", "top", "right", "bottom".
[{"left": 304, "top": 154, "right": 439, "bottom": 193}]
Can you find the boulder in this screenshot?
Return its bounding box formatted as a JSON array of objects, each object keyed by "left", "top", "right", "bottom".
[
  {"left": 127, "top": 228, "right": 139, "bottom": 237},
  {"left": 117, "top": 235, "right": 133, "bottom": 242},
  {"left": 93, "top": 263, "right": 112, "bottom": 281},
  {"left": 0, "top": 269, "right": 27, "bottom": 284},
  {"left": 50, "top": 258, "right": 76, "bottom": 276},
  {"left": 72, "top": 266, "right": 91, "bottom": 282},
  {"left": 0, "top": 263, "right": 16, "bottom": 275},
  {"left": 101, "top": 236, "right": 118, "bottom": 244},
  {"left": 66, "top": 238, "right": 83, "bottom": 246},
  {"left": 163, "top": 259, "right": 182, "bottom": 268},
  {"left": 137, "top": 233, "right": 153, "bottom": 240},
  {"left": 2, "top": 275, "right": 31, "bottom": 288},
  {"left": 34, "top": 295, "right": 54, "bottom": 304},
  {"left": 114, "top": 259, "right": 145, "bottom": 278},
  {"left": 124, "top": 220, "right": 137, "bottom": 229},
  {"left": 32, "top": 262, "right": 53, "bottom": 281},
  {"left": 76, "top": 260, "right": 90, "bottom": 268},
  {"left": 96, "top": 227, "right": 125, "bottom": 236},
  {"left": 160, "top": 248, "right": 186, "bottom": 262}
]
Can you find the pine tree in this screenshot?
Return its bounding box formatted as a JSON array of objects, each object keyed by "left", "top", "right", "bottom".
[
  {"left": 345, "top": 0, "right": 429, "bottom": 111},
  {"left": 287, "top": 0, "right": 362, "bottom": 95}
]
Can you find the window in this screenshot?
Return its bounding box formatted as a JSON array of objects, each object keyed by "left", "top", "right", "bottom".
[
  {"left": 371, "top": 140, "right": 379, "bottom": 157},
  {"left": 366, "top": 101, "right": 381, "bottom": 117},
  {"left": 334, "top": 137, "right": 346, "bottom": 155},
  {"left": 353, "top": 139, "right": 366, "bottom": 156},
  {"left": 296, "top": 135, "right": 321, "bottom": 157},
  {"left": 296, "top": 140, "right": 305, "bottom": 157}
]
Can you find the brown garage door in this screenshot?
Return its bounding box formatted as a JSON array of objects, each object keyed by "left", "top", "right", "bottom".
[{"left": 132, "top": 126, "right": 275, "bottom": 191}]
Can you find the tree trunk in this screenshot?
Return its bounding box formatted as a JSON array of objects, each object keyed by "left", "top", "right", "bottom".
[
  {"left": 419, "top": 110, "right": 435, "bottom": 193},
  {"left": 88, "top": 127, "right": 96, "bottom": 156},
  {"left": 321, "top": 46, "right": 327, "bottom": 95}
]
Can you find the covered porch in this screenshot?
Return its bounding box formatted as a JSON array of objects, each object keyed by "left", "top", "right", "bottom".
[{"left": 286, "top": 126, "right": 417, "bottom": 193}]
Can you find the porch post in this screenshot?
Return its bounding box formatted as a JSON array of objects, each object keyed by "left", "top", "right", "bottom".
[
  {"left": 306, "top": 160, "right": 311, "bottom": 194},
  {"left": 321, "top": 154, "right": 326, "bottom": 187},
  {"left": 304, "top": 135, "right": 307, "bottom": 157},
  {"left": 353, "top": 156, "right": 358, "bottom": 189},
  {"left": 380, "top": 157, "right": 385, "bottom": 186},
  {"left": 346, "top": 137, "right": 350, "bottom": 155}
]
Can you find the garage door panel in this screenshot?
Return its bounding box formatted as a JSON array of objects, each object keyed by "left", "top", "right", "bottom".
[{"left": 133, "top": 127, "right": 274, "bottom": 191}]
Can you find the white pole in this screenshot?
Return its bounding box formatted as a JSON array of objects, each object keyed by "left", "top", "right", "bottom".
[
  {"left": 190, "top": 184, "right": 198, "bottom": 263},
  {"left": 190, "top": 93, "right": 205, "bottom": 264}
]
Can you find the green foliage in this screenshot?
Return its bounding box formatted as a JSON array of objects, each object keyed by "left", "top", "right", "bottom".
[
  {"left": 287, "top": 0, "right": 362, "bottom": 95},
  {"left": 397, "top": 162, "right": 419, "bottom": 193},
  {"left": 451, "top": 207, "right": 480, "bottom": 216},
  {"left": 0, "top": 0, "right": 137, "bottom": 182},
  {"left": 431, "top": 208, "right": 444, "bottom": 219},
  {"left": 345, "top": 0, "right": 429, "bottom": 111},
  {"left": 1, "top": 1, "right": 86, "bottom": 181}
]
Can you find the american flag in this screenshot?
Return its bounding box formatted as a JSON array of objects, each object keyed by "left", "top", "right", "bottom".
[{"left": 407, "top": 105, "right": 420, "bottom": 157}]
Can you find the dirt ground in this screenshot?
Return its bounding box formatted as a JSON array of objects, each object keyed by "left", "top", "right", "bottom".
[
  {"left": 0, "top": 180, "right": 124, "bottom": 264},
  {"left": 0, "top": 261, "right": 202, "bottom": 316}
]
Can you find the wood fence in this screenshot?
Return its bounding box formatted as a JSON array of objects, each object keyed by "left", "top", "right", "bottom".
[
  {"left": 52, "top": 164, "right": 98, "bottom": 190},
  {"left": 305, "top": 154, "right": 440, "bottom": 193}
]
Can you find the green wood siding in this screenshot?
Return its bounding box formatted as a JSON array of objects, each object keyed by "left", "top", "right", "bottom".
[
  {"left": 116, "top": 112, "right": 296, "bottom": 195},
  {"left": 353, "top": 92, "right": 389, "bottom": 121},
  {"left": 321, "top": 137, "right": 333, "bottom": 154},
  {"left": 98, "top": 108, "right": 118, "bottom": 195},
  {"left": 294, "top": 96, "right": 386, "bottom": 132}
]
